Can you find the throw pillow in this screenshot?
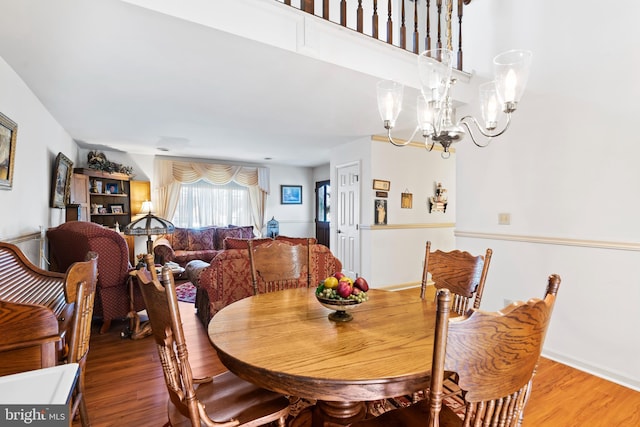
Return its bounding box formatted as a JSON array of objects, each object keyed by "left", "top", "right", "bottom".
[
  {"left": 188, "top": 227, "right": 216, "bottom": 251},
  {"left": 227, "top": 224, "right": 255, "bottom": 239},
  {"left": 215, "top": 227, "right": 244, "bottom": 250},
  {"left": 171, "top": 228, "right": 189, "bottom": 250}
]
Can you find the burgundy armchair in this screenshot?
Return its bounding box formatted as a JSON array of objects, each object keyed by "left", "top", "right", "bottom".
[{"left": 47, "top": 221, "right": 144, "bottom": 333}]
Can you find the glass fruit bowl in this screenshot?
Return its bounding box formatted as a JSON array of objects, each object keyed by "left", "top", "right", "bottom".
[{"left": 315, "top": 285, "right": 367, "bottom": 322}]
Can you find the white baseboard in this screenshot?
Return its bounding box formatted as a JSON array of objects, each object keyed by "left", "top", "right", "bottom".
[{"left": 542, "top": 349, "right": 640, "bottom": 392}]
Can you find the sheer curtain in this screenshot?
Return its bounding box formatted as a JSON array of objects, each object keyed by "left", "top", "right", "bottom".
[
  {"left": 153, "top": 158, "right": 269, "bottom": 236},
  {"left": 172, "top": 180, "right": 250, "bottom": 228}
]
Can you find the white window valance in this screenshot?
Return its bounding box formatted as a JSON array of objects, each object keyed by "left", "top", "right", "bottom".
[{"left": 170, "top": 161, "right": 269, "bottom": 193}]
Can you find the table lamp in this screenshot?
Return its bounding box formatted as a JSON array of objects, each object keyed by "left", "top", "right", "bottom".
[{"left": 123, "top": 201, "right": 175, "bottom": 254}]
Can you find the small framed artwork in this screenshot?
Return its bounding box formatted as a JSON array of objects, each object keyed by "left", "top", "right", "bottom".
[
  {"left": 50, "top": 152, "right": 73, "bottom": 208},
  {"left": 375, "top": 199, "right": 387, "bottom": 225},
  {"left": 109, "top": 203, "right": 124, "bottom": 214},
  {"left": 105, "top": 182, "right": 119, "bottom": 194},
  {"left": 401, "top": 191, "right": 413, "bottom": 209},
  {"left": 0, "top": 112, "right": 17, "bottom": 190},
  {"left": 98, "top": 207, "right": 107, "bottom": 214},
  {"left": 375, "top": 191, "right": 388, "bottom": 198},
  {"left": 281, "top": 185, "right": 302, "bottom": 205},
  {"left": 372, "top": 179, "right": 390, "bottom": 191}
]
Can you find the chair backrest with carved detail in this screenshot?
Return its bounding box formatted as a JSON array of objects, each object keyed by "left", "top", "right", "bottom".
[
  {"left": 446, "top": 274, "right": 561, "bottom": 427},
  {"left": 63, "top": 251, "right": 98, "bottom": 427},
  {"left": 135, "top": 254, "right": 204, "bottom": 423},
  {"left": 421, "top": 240, "right": 493, "bottom": 314},
  {"left": 248, "top": 238, "right": 312, "bottom": 295}
]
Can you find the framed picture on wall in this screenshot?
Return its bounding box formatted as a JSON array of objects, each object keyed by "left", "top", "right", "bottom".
[
  {"left": 281, "top": 185, "right": 302, "bottom": 205},
  {"left": 0, "top": 112, "right": 17, "bottom": 190},
  {"left": 375, "top": 199, "right": 387, "bottom": 225},
  {"left": 50, "top": 152, "right": 73, "bottom": 208},
  {"left": 372, "top": 179, "right": 390, "bottom": 191}
]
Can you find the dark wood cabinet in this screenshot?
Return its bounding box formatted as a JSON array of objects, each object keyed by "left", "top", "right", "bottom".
[{"left": 73, "top": 168, "right": 132, "bottom": 229}]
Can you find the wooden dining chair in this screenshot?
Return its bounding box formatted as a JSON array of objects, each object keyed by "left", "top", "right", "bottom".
[
  {"left": 135, "top": 254, "right": 290, "bottom": 427},
  {"left": 62, "top": 252, "right": 99, "bottom": 427},
  {"left": 247, "top": 238, "right": 312, "bottom": 295},
  {"left": 421, "top": 241, "right": 493, "bottom": 315},
  {"left": 355, "top": 274, "right": 561, "bottom": 427}
]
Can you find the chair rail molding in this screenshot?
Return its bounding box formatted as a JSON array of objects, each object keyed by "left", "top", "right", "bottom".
[
  {"left": 455, "top": 230, "right": 640, "bottom": 252},
  {"left": 362, "top": 222, "right": 455, "bottom": 230}
]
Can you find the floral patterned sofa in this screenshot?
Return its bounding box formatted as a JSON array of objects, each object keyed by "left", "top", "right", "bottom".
[
  {"left": 188, "top": 236, "right": 342, "bottom": 327},
  {"left": 153, "top": 225, "right": 254, "bottom": 268}
]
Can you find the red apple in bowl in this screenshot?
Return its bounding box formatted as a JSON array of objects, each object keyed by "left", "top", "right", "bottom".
[
  {"left": 354, "top": 277, "right": 369, "bottom": 292},
  {"left": 336, "top": 281, "right": 353, "bottom": 298},
  {"left": 334, "top": 272, "right": 345, "bottom": 280}
]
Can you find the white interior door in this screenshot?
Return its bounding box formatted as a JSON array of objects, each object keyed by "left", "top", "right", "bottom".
[{"left": 335, "top": 162, "right": 360, "bottom": 277}]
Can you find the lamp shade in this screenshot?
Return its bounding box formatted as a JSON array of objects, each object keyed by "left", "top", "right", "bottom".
[
  {"left": 417, "top": 48, "right": 453, "bottom": 106},
  {"left": 140, "top": 200, "right": 153, "bottom": 214},
  {"left": 124, "top": 213, "right": 175, "bottom": 237},
  {"left": 493, "top": 49, "right": 532, "bottom": 107},
  {"left": 376, "top": 80, "right": 403, "bottom": 127},
  {"left": 124, "top": 212, "right": 175, "bottom": 255},
  {"left": 479, "top": 81, "right": 499, "bottom": 130}
]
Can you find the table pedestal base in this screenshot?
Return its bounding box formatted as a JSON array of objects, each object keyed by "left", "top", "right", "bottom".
[{"left": 313, "top": 401, "right": 366, "bottom": 426}]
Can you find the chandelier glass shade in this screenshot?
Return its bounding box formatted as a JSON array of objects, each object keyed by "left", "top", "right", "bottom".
[{"left": 377, "top": 48, "right": 532, "bottom": 158}]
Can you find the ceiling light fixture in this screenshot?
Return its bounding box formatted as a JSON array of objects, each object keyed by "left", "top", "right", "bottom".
[{"left": 377, "top": 48, "right": 532, "bottom": 158}]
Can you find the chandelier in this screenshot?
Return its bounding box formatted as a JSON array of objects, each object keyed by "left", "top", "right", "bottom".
[{"left": 377, "top": 48, "right": 532, "bottom": 158}]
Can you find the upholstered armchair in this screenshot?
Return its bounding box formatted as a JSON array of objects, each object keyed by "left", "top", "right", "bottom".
[{"left": 47, "top": 221, "right": 144, "bottom": 333}]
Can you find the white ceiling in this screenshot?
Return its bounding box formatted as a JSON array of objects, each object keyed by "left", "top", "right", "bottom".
[{"left": 0, "top": 0, "right": 395, "bottom": 167}]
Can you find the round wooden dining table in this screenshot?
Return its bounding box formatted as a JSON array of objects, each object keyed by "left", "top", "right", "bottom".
[{"left": 208, "top": 288, "right": 437, "bottom": 426}]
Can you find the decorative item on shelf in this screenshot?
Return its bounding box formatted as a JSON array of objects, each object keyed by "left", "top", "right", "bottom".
[
  {"left": 109, "top": 204, "right": 124, "bottom": 214},
  {"left": 266, "top": 216, "right": 279, "bottom": 238},
  {"left": 90, "top": 179, "right": 98, "bottom": 193},
  {"left": 429, "top": 182, "right": 448, "bottom": 213},
  {"left": 123, "top": 200, "right": 175, "bottom": 254},
  {"left": 105, "top": 182, "right": 119, "bottom": 194},
  {"left": 377, "top": 48, "right": 532, "bottom": 158},
  {"left": 372, "top": 179, "right": 390, "bottom": 191},
  {"left": 87, "top": 150, "right": 134, "bottom": 176},
  {"left": 401, "top": 189, "right": 413, "bottom": 209},
  {"left": 114, "top": 222, "right": 120, "bottom": 233},
  {"left": 375, "top": 199, "right": 387, "bottom": 225}
]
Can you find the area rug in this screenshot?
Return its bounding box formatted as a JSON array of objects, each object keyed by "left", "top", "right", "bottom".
[{"left": 175, "top": 281, "right": 196, "bottom": 304}]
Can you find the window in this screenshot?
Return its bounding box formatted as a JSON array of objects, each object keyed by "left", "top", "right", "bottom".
[{"left": 172, "top": 180, "right": 251, "bottom": 228}]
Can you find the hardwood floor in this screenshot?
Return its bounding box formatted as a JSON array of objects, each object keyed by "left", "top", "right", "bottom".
[{"left": 76, "top": 302, "right": 639, "bottom": 427}]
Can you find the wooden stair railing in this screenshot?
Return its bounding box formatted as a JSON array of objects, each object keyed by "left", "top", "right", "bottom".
[{"left": 279, "top": 0, "right": 471, "bottom": 71}]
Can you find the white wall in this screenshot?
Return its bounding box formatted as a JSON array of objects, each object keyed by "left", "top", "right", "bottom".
[
  {"left": 264, "top": 164, "right": 315, "bottom": 237},
  {"left": 330, "top": 136, "right": 456, "bottom": 289},
  {"left": 0, "top": 57, "right": 77, "bottom": 242},
  {"left": 455, "top": 0, "right": 640, "bottom": 390}
]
